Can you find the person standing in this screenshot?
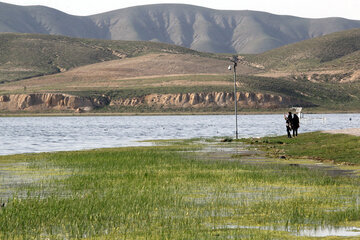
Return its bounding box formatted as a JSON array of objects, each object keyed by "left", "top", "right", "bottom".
[
  {"left": 292, "top": 114, "right": 300, "bottom": 137},
  {"left": 284, "top": 112, "right": 293, "bottom": 138}
]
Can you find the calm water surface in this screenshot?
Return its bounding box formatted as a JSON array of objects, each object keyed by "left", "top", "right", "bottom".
[{"left": 0, "top": 114, "right": 358, "bottom": 155}]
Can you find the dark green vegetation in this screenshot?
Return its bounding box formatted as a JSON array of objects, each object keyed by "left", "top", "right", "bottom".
[
  {"left": 1, "top": 137, "right": 360, "bottom": 239},
  {"left": 238, "top": 75, "right": 360, "bottom": 110},
  {"left": 0, "top": 34, "right": 113, "bottom": 83},
  {"left": 243, "top": 132, "right": 360, "bottom": 165},
  {"left": 245, "top": 29, "right": 360, "bottom": 71},
  {"left": 1, "top": 2, "right": 360, "bottom": 54},
  {"left": 0, "top": 33, "right": 214, "bottom": 83}
]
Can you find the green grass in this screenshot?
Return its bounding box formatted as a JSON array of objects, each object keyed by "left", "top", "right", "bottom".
[
  {"left": 1, "top": 138, "right": 360, "bottom": 239},
  {"left": 242, "top": 132, "right": 360, "bottom": 164}
]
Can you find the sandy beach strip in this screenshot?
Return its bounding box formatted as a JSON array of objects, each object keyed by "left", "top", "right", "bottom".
[{"left": 322, "top": 128, "right": 360, "bottom": 136}]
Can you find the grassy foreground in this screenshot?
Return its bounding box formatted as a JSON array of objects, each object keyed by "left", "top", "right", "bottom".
[
  {"left": 243, "top": 132, "right": 360, "bottom": 165},
  {"left": 1, "top": 135, "right": 360, "bottom": 239}
]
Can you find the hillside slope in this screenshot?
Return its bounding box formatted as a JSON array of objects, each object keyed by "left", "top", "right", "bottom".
[
  {"left": 0, "top": 53, "right": 247, "bottom": 94},
  {"left": 245, "top": 28, "right": 360, "bottom": 71},
  {"left": 1, "top": 2, "right": 360, "bottom": 53},
  {"left": 0, "top": 2, "right": 105, "bottom": 38},
  {"left": 1, "top": 30, "right": 360, "bottom": 113},
  {"left": 244, "top": 29, "right": 360, "bottom": 83},
  {"left": 0, "top": 33, "right": 215, "bottom": 83}
]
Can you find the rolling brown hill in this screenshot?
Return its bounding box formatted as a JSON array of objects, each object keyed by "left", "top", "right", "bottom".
[{"left": 0, "top": 53, "right": 256, "bottom": 94}]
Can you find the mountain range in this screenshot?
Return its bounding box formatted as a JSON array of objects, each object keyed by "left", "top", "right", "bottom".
[{"left": 1, "top": 2, "right": 360, "bottom": 53}]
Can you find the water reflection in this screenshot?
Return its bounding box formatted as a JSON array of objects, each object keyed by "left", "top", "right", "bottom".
[
  {"left": 298, "top": 226, "right": 360, "bottom": 237},
  {"left": 214, "top": 225, "right": 360, "bottom": 237}
]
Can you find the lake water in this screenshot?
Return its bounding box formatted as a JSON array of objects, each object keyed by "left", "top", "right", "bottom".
[{"left": 0, "top": 114, "right": 358, "bottom": 155}]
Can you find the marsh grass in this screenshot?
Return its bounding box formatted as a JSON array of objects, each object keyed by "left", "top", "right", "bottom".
[
  {"left": 244, "top": 132, "right": 360, "bottom": 164},
  {"left": 1, "top": 140, "right": 360, "bottom": 239}
]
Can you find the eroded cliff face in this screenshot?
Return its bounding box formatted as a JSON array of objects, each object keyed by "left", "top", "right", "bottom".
[
  {"left": 109, "top": 92, "right": 303, "bottom": 109},
  {"left": 0, "top": 92, "right": 306, "bottom": 112},
  {"left": 0, "top": 93, "right": 93, "bottom": 112}
]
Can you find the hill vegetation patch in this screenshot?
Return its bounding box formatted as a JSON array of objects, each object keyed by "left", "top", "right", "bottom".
[{"left": 0, "top": 29, "right": 360, "bottom": 113}]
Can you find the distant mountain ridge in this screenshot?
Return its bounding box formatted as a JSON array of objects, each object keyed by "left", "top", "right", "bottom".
[{"left": 1, "top": 2, "right": 360, "bottom": 53}]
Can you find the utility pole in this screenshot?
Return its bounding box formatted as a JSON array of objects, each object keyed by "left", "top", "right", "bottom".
[{"left": 229, "top": 56, "right": 239, "bottom": 139}]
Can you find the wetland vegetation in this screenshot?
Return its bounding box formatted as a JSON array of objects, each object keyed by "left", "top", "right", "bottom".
[
  {"left": 1, "top": 133, "right": 360, "bottom": 239},
  {"left": 244, "top": 132, "right": 360, "bottom": 165}
]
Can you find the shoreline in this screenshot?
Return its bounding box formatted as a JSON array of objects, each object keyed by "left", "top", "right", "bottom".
[
  {"left": 2, "top": 128, "right": 359, "bottom": 157},
  {"left": 1, "top": 110, "right": 360, "bottom": 117}
]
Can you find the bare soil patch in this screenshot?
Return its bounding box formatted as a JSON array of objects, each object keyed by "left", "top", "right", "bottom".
[{"left": 0, "top": 53, "right": 256, "bottom": 93}]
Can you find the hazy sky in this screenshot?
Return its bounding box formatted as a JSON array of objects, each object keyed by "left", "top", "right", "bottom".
[{"left": 2, "top": 0, "right": 360, "bottom": 20}]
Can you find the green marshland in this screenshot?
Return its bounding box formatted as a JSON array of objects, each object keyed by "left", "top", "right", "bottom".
[{"left": 1, "top": 132, "right": 360, "bottom": 239}]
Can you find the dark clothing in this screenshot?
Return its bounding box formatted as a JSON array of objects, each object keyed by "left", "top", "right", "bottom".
[
  {"left": 292, "top": 114, "right": 300, "bottom": 129},
  {"left": 292, "top": 114, "right": 300, "bottom": 137},
  {"left": 293, "top": 128, "right": 298, "bottom": 137}
]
